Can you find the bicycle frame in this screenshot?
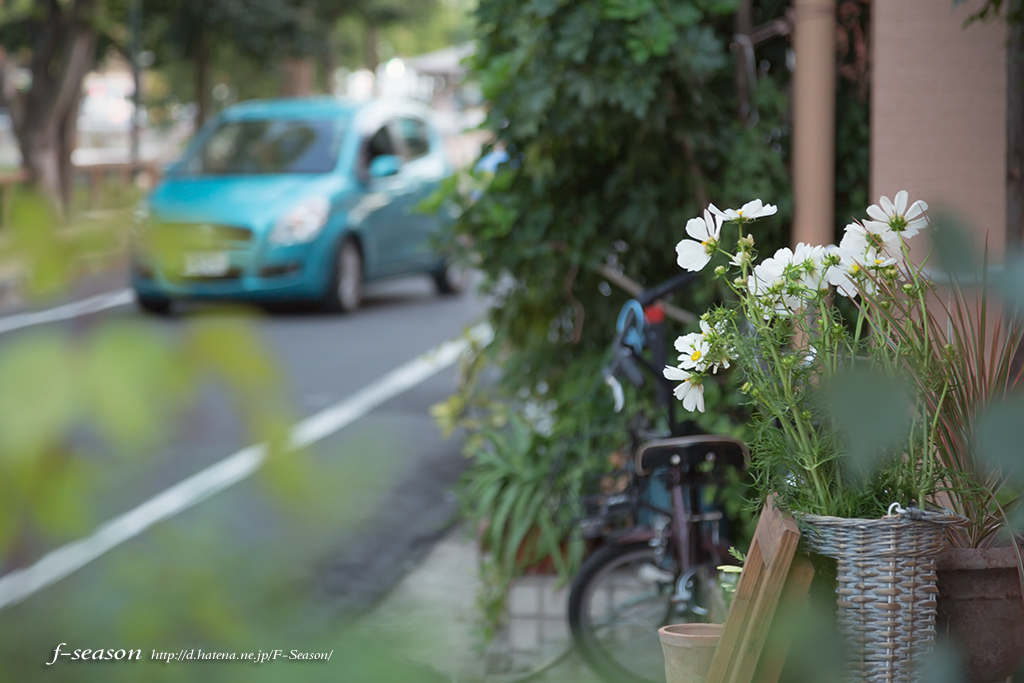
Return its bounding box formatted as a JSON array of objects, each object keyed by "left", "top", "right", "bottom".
[{"left": 601, "top": 271, "right": 745, "bottom": 585}]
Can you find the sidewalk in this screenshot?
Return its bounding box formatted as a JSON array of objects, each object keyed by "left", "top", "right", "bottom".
[{"left": 352, "top": 525, "right": 603, "bottom": 683}]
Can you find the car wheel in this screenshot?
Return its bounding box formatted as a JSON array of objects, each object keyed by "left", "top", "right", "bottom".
[
  {"left": 324, "top": 238, "right": 363, "bottom": 312},
  {"left": 432, "top": 261, "right": 467, "bottom": 296},
  {"left": 136, "top": 293, "right": 173, "bottom": 316}
]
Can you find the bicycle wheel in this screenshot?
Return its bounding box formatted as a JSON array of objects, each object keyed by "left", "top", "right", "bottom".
[{"left": 568, "top": 542, "right": 715, "bottom": 683}]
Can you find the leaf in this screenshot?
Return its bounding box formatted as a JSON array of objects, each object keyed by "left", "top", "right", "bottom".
[
  {"left": 823, "top": 368, "right": 913, "bottom": 482},
  {"left": 930, "top": 211, "right": 979, "bottom": 278},
  {"left": 975, "top": 398, "right": 1024, "bottom": 479},
  {"left": 696, "top": 0, "right": 739, "bottom": 14},
  {"left": 666, "top": 2, "right": 702, "bottom": 26},
  {"left": 628, "top": 12, "right": 677, "bottom": 64},
  {"left": 185, "top": 317, "right": 278, "bottom": 389},
  {"left": 7, "top": 192, "right": 72, "bottom": 296},
  {"left": 30, "top": 456, "right": 93, "bottom": 536},
  {"left": 0, "top": 333, "right": 78, "bottom": 460},
  {"left": 505, "top": 486, "right": 542, "bottom": 568},
  {"left": 600, "top": 0, "right": 654, "bottom": 21},
  {"left": 554, "top": 3, "right": 599, "bottom": 63},
  {"left": 80, "top": 322, "right": 188, "bottom": 451},
  {"left": 526, "top": 0, "right": 569, "bottom": 19}
]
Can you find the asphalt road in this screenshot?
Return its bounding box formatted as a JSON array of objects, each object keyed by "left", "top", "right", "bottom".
[{"left": 0, "top": 271, "right": 490, "bottom": 681}]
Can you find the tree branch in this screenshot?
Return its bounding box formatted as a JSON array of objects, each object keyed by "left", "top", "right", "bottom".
[{"left": 44, "top": 0, "right": 97, "bottom": 137}]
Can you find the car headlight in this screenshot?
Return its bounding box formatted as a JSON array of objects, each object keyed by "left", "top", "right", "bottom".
[{"left": 269, "top": 196, "right": 330, "bottom": 246}]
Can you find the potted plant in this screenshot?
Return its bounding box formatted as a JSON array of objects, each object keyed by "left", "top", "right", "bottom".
[
  {"left": 899, "top": 242, "right": 1024, "bottom": 683},
  {"left": 662, "top": 194, "right": 970, "bottom": 682},
  {"left": 776, "top": 211, "right": 1024, "bottom": 683}
]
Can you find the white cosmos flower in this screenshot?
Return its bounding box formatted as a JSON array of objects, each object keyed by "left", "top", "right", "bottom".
[
  {"left": 747, "top": 249, "right": 787, "bottom": 297},
  {"left": 840, "top": 225, "right": 899, "bottom": 271},
  {"left": 865, "top": 190, "right": 929, "bottom": 238},
  {"left": 674, "top": 330, "right": 710, "bottom": 371},
  {"left": 709, "top": 199, "right": 779, "bottom": 223},
  {"left": 747, "top": 249, "right": 788, "bottom": 318},
  {"left": 823, "top": 245, "right": 860, "bottom": 298},
  {"left": 676, "top": 209, "right": 723, "bottom": 272},
  {"left": 827, "top": 226, "right": 900, "bottom": 297},
  {"left": 746, "top": 244, "right": 827, "bottom": 316},
  {"left": 792, "top": 242, "right": 828, "bottom": 294},
  {"left": 663, "top": 366, "right": 705, "bottom": 413},
  {"left": 842, "top": 221, "right": 901, "bottom": 261}
]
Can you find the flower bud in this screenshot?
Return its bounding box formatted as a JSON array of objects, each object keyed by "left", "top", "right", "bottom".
[
  {"left": 714, "top": 265, "right": 726, "bottom": 276},
  {"left": 740, "top": 382, "right": 751, "bottom": 393}
]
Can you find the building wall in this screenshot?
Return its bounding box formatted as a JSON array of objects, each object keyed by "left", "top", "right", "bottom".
[{"left": 872, "top": 0, "right": 1007, "bottom": 257}]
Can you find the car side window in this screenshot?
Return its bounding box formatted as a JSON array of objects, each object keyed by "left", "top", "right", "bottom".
[
  {"left": 394, "top": 117, "right": 430, "bottom": 161},
  {"left": 359, "top": 123, "right": 397, "bottom": 176}
]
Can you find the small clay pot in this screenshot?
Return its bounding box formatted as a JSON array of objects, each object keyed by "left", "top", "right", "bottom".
[
  {"left": 936, "top": 546, "right": 1024, "bottom": 683},
  {"left": 658, "top": 623, "right": 722, "bottom": 683}
]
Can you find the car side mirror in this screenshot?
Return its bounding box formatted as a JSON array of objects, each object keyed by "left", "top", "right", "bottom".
[{"left": 368, "top": 154, "right": 401, "bottom": 179}]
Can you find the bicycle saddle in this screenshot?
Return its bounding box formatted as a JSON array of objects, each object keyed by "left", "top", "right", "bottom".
[{"left": 634, "top": 435, "right": 749, "bottom": 476}]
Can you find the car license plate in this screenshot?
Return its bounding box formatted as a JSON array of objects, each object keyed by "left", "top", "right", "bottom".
[{"left": 183, "top": 252, "right": 230, "bottom": 277}]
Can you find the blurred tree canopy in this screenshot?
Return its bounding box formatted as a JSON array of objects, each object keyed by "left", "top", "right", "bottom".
[
  {"left": 144, "top": 0, "right": 442, "bottom": 126},
  {"left": 0, "top": 0, "right": 458, "bottom": 208}
]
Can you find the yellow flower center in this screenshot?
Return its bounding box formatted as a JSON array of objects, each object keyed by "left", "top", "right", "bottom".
[
  {"left": 874, "top": 258, "right": 884, "bottom": 265},
  {"left": 691, "top": 350, "right": 702, "bottom": 361},
  {"left": 701, "top": 240, "right": 708, "bottom": 246},
  {"left": 850, "top": 263, "right": 860, "bottom": 274}
]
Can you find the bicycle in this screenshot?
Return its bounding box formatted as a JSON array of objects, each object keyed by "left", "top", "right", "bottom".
[{"left": 567, "top": 273, "right": 749, "bottom": 683}]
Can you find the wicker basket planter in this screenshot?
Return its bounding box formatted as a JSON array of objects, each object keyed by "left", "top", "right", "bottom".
[{"left": 800, "top": 509, "right": 964, "bottom": 683}]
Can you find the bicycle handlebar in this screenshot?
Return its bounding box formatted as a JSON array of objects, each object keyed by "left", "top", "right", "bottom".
[{"left": 603, "top": 272, "right": 699, "bottom": 408}]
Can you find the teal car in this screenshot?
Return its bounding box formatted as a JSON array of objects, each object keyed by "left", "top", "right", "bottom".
[{"left": 130, "top": 98, "right": 458, "bottom": 314}]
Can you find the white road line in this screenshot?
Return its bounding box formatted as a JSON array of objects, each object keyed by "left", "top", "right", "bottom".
[
  {"left": 0, "top": 289, "right": 135, "bottom": 336},
  {"left": 0, "top": 321, "right": 492, "bottom": 611}
]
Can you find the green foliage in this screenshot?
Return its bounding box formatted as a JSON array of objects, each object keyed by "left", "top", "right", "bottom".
[
  {"left": 0, "top": 199, "right": 291, "bottom": 554},
  {"left": 459, "top": 411, "right": 585, "bottom": 579},
  {"left": 446, "top": 0, "right": 798, "bottom": 432},
  {"left": 425, "top": 3, "right": 854, "bottom": 639},
  {"left": 0, "top": 191, "right": 386, "bottom": 681}
]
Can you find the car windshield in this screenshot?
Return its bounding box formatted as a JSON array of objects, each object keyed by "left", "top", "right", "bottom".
[{"left": 181, "top": 118, "right": 347, "bottom": 175}]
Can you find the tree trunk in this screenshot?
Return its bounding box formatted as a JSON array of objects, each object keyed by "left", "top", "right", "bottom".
[
  {"left": 322, "top": 39, "right": 338, "bottom": 95},
  {"left": 279, "top": 57, "right": 316, "bottom": 97},
  {"left": 195, "top": 26, "right": 210, "bottom": 130},
  {"left": 58, "top": 86, "right": 82, "bottom": 211},
  {"left": 2, "top": 0, "right": 97, "bottom": 216},
  {"left": 366, "top": 23, "right": 380, "bottom": 75}
]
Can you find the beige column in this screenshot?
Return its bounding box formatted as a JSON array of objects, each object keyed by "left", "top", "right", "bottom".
[
  {"left": 871, "top": 0, "right": 1007, "bottom": 260},
  {"left": 791, "top": 0, "right": 836, "bottom": 248}
]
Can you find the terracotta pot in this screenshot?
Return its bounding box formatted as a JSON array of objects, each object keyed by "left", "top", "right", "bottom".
[
  {"left": 936, "top": 546, "right": 1024, "bottom": 683},
  {"left": 658, "top": 623, "right": 722, "bottom": 683}
]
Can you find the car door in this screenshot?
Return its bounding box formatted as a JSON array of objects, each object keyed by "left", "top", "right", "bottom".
[
  {"left": 389, "top": 116, "right": 449, "bottom": 271},
  {"left": 353, "top": 121, "right": 418, "bottom": 278}
]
